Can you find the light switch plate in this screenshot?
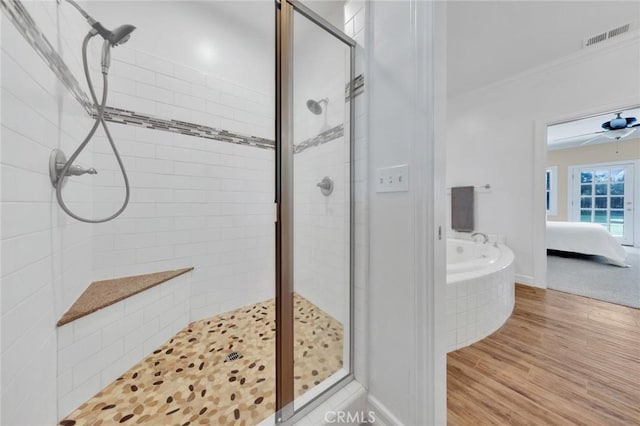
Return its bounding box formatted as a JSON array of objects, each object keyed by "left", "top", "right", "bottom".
[{"left": 375, "top": 164, "right": 409, "bottom": 193}]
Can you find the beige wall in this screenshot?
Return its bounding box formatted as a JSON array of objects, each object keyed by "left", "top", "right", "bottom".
[{"left": 546, "top": 137, "right": 640, "bottom": 221}]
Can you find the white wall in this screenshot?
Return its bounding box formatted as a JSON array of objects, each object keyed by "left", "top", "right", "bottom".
[
  {"left": 447, "top": 33, "right": 640, "bottom": 285},
  {"left": 367, "top": 1, "right": 444, "bottom": 424},
  {"left": 1, "top": 1, "right": 95, "bottom": 424}
]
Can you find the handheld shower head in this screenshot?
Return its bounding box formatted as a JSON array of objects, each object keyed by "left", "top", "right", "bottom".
[
  {"left": 53, "top": 0, "right": 133, "bottom": 223},
  {"left": 67, "top": 0, "right": 136, "bottom": 75},
  {"left": 109, "top": 24, "right": 136, "bottom": 46},
  {"left": 99, "top": 24, "right": 136, "bottom": 72},
  {"left": 306, "top": 98, "right": 328, "bottom": 115},
  {"left": 64, "top": 0, "right": 135, "bottom": 47}
]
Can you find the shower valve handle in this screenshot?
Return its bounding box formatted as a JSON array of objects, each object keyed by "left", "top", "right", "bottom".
[
  {"left": 50, "top": 149, "right": 97, "bottom": 186},
  {"left": 63, "top": 164, "right": 98, "bottom": 176},
  {"left": 316, "top": 176, "right": 334, "bottom": 196}
]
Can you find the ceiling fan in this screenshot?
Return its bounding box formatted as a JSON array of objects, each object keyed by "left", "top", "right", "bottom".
[{"left": 552, "top": 112, "right": 640, "bottom": 147}]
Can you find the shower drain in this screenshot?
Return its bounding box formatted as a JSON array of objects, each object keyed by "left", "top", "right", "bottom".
[{"left": 226, "top": 351, "right": 241, "bottom": 361}]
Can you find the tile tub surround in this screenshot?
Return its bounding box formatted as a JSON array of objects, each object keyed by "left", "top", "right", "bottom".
[
  {"left": 59, "top": 293, "right": 343, "bottom": 425},
  {"left": 446, "top": 259, "right": 515, "bottom": 352},
  {"left": 57, "top": 272, "right": 192, "bottom": 418},
  {"left": 58, "top": 268, "right": 193, "bottom": 326}
]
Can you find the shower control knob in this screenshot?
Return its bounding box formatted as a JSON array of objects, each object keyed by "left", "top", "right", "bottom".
[
  {"left": 49, "top": 149, "right": 98, "bottom": 186},
  {"left": 317, "top": 176, "right": 334, "bottom": 196},
  {"left": 66, "top": 164, "right": 98, "bottom": 176}
]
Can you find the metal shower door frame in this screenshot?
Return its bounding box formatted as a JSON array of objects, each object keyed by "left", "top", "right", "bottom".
[{"left": 274, "top": 0, "right": 356, "bottom": 422}]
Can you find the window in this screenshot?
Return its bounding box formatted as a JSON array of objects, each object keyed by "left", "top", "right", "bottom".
[
  {"left": 571, "top": 163, "right": 634, "bottom": 244},
  {"left": 546, "top": 166, "right": 558, "bottom": 216}
]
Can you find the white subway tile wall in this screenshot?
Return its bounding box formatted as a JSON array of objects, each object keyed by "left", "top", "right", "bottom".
[
  {"left": 294, "top": 136, "right": 348, "bottom": 324},
  {"left": 86, "top": 44, "right": 275, "bottom": 322},
  {"left": 90, "top": 122, "right": 275, "bottom": 322},
  {"left": 56, "top": 273, "right": 191, "bottom": 417},
  {"left": 90, "top": 44, "right": 274, "bottom": 141},
  {"left": 1, "top": 1, "right": 95, "bottom": 424}
]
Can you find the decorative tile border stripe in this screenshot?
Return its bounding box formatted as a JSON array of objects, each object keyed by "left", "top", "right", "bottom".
[
  {"left": 102, "top": 106, "right": 345, "bottom": 155},
  {"left": 1, "top": 0, "right": 93, "bottom": 114},
  {"left": 2, "top": 0, "right": 364, "bottom": 154},
  {"left": 294, "top": 124, "right": 344, "bottom": 154},
  {"left": 346, "top": 73, "right": 365, "bottom": 100},
  {"left": 100, "top": 107, "right": 276, "bottom": 150}
]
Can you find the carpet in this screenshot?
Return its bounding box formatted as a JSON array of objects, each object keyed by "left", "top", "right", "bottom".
[{"left": 547, "top": 248, "right": 640, "bottom": 308}]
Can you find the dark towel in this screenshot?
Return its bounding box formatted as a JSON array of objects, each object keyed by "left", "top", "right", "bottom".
[{"left": 451, "top": 186, "right": 474, "bottom": 232}]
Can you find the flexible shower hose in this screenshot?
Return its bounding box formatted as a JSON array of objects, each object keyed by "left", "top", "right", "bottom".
[{"left": 55, "top": 32, "right": 130, "bottom": 223}]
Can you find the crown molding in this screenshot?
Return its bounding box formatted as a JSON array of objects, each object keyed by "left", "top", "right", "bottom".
[{"left": 450, "top": 30, "right": 640, "bottom": 101}]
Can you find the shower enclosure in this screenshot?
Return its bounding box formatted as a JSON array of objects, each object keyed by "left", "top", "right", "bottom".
[
  {"left": 275, "top": 0, "right": 355, "bottom": 421},
  {"left": 0, "top": 0, "right": 355, "bottom": 423}
]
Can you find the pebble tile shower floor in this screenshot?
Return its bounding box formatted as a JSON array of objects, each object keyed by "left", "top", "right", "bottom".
[{"left": 60, "top": 294, "right": 343, "bottom": 425}]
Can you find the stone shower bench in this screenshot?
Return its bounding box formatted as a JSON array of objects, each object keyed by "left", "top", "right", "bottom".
[
  {"left": 56, "top": 267, "right": 193, "bottom": 418},
  {"left": 57, "top": 267, "right": 193, "bottom": 326}
]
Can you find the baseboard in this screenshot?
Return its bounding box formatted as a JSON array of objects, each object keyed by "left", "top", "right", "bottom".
[
  {"left": 367, "top": 395, "right": 405, "bottom": 426},
  {"left": 515, "top": 274, "right": 543, "bottom": 288}
]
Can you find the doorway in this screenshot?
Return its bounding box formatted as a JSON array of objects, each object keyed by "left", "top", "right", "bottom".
[{"left": 543, "top": 107, "right": 640, "bottom": 309}]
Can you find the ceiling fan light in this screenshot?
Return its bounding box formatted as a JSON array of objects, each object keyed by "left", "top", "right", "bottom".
[
  {"left": 609, "top": 118, "right": 627, "bottom": 129},
  {"left": 603, "top": 127, "right": 635, "bottom": 140}
]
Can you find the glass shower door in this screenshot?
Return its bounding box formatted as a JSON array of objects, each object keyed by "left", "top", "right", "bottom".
[{"left": 275, "top": 0, "right": 355, "bottom": 421}]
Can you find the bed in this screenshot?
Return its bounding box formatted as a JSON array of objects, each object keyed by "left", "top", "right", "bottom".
[{"left": 546, "top": 221, "right": 629, "bottom": 267}]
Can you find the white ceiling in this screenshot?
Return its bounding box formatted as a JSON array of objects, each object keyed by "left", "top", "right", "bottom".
[
  {"left": 447, "top": 1, "right": 640, "bottom": 97},
  {"left": 547, "top": 107, "right": 640, "bottom": 150}
]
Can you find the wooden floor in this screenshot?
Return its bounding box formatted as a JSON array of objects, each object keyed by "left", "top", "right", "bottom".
[{"left": 448, "top": 284, "right": 640, "bottom": 425}]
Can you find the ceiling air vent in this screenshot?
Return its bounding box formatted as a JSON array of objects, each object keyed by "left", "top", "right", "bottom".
[
  {"left": 583, "top": 21, "right": 636, "bottom": 48},
  {"left": 585, "top": 32, "right": 607, "bottom": 47},
  {"left": 608, "top": 23, "right": 631, "bottom": 39}
]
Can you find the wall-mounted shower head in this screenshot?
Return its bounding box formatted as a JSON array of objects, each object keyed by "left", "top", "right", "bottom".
[
  {"left": 306, "top": 98, "right": 329, "bottom": 115},
  {"left": 306, "top": 98, "right": 331, "bottom": 133}
]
